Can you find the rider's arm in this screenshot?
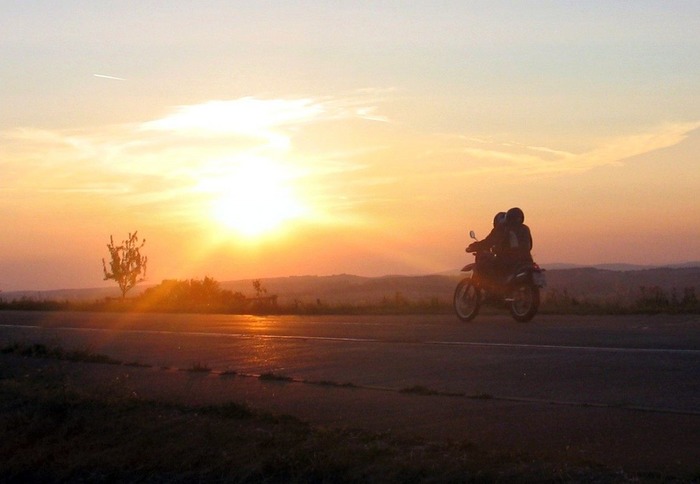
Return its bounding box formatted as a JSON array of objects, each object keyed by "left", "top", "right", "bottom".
[{"left": 468, "top": 227, "right": 499, "bottom": 251}]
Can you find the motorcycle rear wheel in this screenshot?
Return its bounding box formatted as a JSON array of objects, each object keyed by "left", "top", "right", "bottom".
[
  {"left": 454, "top": 278, "right": 481, "bottom": 322},
  {"left": 509, "top": 283, "right": 540, "bottom": 322}
]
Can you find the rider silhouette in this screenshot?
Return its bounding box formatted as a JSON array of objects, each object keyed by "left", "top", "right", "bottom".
[
  {"left": 467, "top": 207, "right": 533, "bottom": 281},
  {"left": 467, "top": 211, "right": 506, "bottom": 279},
  {"left": 499, "top": 207, "right": 533, "bottom": 272}
]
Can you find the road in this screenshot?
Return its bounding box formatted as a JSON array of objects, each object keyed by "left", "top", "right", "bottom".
[{"left": 1, "top": 311, "right": 699, "bottom": 475}]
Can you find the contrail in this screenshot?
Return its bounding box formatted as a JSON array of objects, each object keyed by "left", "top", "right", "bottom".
[{"left": 94, "top": 74, "right": 126, "bottom": 81}]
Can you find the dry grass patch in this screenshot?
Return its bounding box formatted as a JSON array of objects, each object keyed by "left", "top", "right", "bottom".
[{"left": 0, "top": 346, "right": 656, "bottom": 483}]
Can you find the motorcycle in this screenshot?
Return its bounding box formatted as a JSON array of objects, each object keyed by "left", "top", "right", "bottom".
[{"left": 453, "top": 230, "right": 546, "bottom": 322}]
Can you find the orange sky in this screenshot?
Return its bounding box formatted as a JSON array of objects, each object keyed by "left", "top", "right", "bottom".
[{"left": 1, "top": 2, "right": 699, "bottom": 291}]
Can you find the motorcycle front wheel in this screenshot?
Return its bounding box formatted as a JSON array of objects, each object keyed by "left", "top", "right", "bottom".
[
  {"left": 453, "top": 278, "right": 481, "bottom": 322},
  {"left": 509, "top": 283, "right": 540, "bottom": 322}
]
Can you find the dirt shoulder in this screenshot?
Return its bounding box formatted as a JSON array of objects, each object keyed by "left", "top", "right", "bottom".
[{"left": 1, "top": 353, "right": 697, "bottom": 482}]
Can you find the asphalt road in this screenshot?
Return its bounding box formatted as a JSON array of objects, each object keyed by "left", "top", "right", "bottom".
[{"left": 1, "top": 311, "right": 699, "bottom": 475}]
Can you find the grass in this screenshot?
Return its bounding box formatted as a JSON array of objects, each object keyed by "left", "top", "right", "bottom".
[
  {"left": 1, "top": 342, "right": 122, "bottom": 365},
  {"left": 0, "top": 343, "right": 686, "bottom": 482},
  {"left": 307, "top": 379, "right": 357, "bottom": 388},
  {"left": 0, "top": 363, "right": 634, "bottom": 483},
  {"left": 185, "top": 362, "right": 212, "bottom": 373},
  {"left": 259, "top": 371, "right": 295, "bottom": 382},
  {"left": 399, "top": 385, "right": 465, "bottom": 397},
  {"left": 3, "top": 284, "right": 698, "bottom": 316}
]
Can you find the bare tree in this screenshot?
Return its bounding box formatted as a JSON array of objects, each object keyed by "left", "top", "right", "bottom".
[
  {"left": 252, "top": 279, "right": 267, "bottom": 298},
  {"left": 102, "top": 231, "right": 148, "bottom": 298}
]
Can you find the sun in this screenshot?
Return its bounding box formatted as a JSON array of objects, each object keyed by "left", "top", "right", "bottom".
[{"left": 205, "top": 157, "right": 307, "bottom": 238}]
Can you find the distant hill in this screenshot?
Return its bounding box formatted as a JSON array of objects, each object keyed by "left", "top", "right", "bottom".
[
  {"left": 3, "top": 266, "right": 700, "bottom": 306},
  {"left": 218, "top": 274, "right": 456, "bottom": 305},
  {"left": 219, "top": 268, "right": 700, "bottom": 305},
  {"left": 541, "top": 261, "right": 700, "bottom": 271},
  {"left": 542, "top": 267, "right": 700, "bottom": 302},
  {"left": 1, "top": 286, "right": 123, "bottom": 302}
]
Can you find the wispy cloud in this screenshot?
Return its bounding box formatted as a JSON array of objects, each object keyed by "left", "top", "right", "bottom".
[
  {"left": 93, "top": 74, "right": 126, "bottom": 81},
  {"left": 0, "top": 94, "right": 390, "bottom": 226},
  {"left": 141, "top": 98, "right": 324, "bottom": 136},
  {"left": 3, "top": 91, "right": 697, "bottom": 234},
  {"left": 453, "top": 121, "right": 700, "bottom": 178}
]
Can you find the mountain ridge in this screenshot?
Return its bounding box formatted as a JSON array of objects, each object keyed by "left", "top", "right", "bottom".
[
  {"left": 2, "top": 263, "right": 699, "bottom": 304},
  {"left": 540, "top": 261, "right": 700, "bottom": 271}
]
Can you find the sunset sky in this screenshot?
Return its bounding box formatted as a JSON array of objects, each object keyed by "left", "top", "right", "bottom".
[{"left": 2, "top": 1, "right": 699, "bottom": 291}]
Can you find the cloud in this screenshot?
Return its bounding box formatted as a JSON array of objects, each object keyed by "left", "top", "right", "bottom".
[
  {"left": 580, "top": 121, "right": 700, "bottom": 169},
  {"left": 452, "top": 121, "right": 700, "bottom": 177},
  {"left": 3, "top": 91, "right": 697, "bottom": 236},
  {"left": 0, "top": 94, "right": 391, "bottom": 229},
  {"left": 140, "top": 94, "right": 389, "bottom": 135},
  {"left": 93, "top": 74, "right": 126, "bottom": 81},
  {"left": 141, "top": 98, "right": 324, "bottom": 136}
]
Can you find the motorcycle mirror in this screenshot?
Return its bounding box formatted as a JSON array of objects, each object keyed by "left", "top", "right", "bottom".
[{"left": 469, "top": 230, "right": 476, "bottom": 240}]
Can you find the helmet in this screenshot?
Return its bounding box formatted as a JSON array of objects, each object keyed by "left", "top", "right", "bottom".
[
  {"left": 505, "top": 207, "right": 524, "bottom": 225},
  {"left": 493, "top": 211, "right": 506, "bottom": 227}
]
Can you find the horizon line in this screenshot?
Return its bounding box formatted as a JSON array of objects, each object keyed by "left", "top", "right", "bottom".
[{"left": 2, "top": 261, "right": 699, "bottom": 293}]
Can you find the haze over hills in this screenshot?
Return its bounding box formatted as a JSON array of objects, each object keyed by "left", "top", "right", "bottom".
[
  {"left": 2, "top": 262, "right": 699, "bottom": 305},
  {"left": 540, "top": 261, "right": 700, "bottom": 271},
  {"left": 220, "top": 266, "right": 700, "bottom": 305}
]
